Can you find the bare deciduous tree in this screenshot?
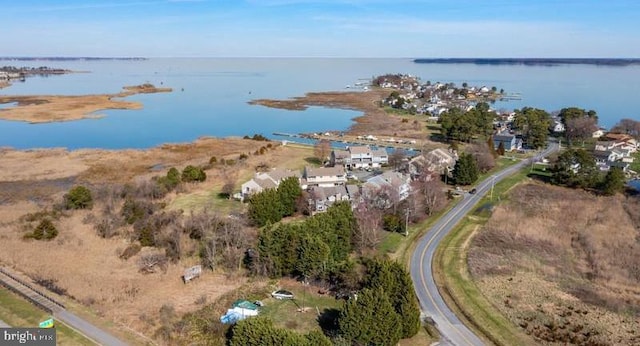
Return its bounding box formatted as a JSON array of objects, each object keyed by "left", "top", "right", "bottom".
[
  {"left": 412, "top": 172, "right": 447, "bottom": 216},
  {"left": 353, "top": 200, "right": 383, "bottom": 253},
  {"left": 566, "top": 117, "right": 598, "bottom": 146},
  {"left": 314, "top": 139, "right": 331, "bottom": 164},
  {"left": 388, "top": 149, "right": 407, "bottom": 170},
  {"left": 466, "top": 142, "right": 495, "bottom": 173},
  {"left": 612, "top": 118, "right": 640, "bottom": 139},
  {"left": 138, "top": 253, "right": 168, "bottom": 274}
]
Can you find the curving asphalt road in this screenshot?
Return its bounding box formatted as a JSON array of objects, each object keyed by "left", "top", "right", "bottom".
[{"left": 410, "top": 142, "right": 559, "bottom": 346}]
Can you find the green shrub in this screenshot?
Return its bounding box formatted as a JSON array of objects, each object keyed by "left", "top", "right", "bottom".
[
  {"left": 383, "top": 214, "right": 404, "bottom": 233},
  {"left": 63, "top": 186, "right": 93, "bottom": 210},
  {"left": 181, "top": 165, "right": 206, "bottom": 182},
  {"left": 25, "top": 219, "right": 58, "bottom": 240}
]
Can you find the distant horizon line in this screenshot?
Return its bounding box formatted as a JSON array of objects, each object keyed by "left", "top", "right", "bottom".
[{"left": 1, "top": 56, "right": 639, "bottom": 60}]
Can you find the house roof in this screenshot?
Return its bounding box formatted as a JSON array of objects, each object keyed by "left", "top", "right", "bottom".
[
  {"left": 604, "top": 133, "right": 632, "bottom": 141},
  {"left": 254, "top": 177, "right": 277, "bottom": 190},
  {"left": 365, "top": 171, "right": 409, "bottom": 190},
  {"left": 346, "top": 184, "right": 359, "bottom": 197},
  {"left": 309, "top": 185, "right": 349, "bottom": 201},
  {"left": 493, "top": 133, "right": 515, "bottom": 142},
  {"left": 371, "top": 148, "right": 388, "bottom": 157},
  {"left": 349, "top": 146, "right": 372, "bottom": 155},
  {"left": 305, "top": 166, "right": 345, "bottom": 177},
  {"left": 592, "top": 150, "right": 612, "bottom": 160},
  {"left": 267, "top": 168, "right": 300, "bottom": 182},
  {"left": 332, "top": 149, "right": 349, "bottom": 159},
  {"left": 424, "top": 148, "right": 455, "bottom": 163}
]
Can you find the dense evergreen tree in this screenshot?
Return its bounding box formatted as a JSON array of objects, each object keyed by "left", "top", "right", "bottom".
[
  {"left": 439, "top": 103, "right": 495, "bottom": 142},
  {"left": 256, "top": 202, "right": 355, "bottom": 278},
  {"left": 257, "top": 224, "right": 300, "bottom": 276},
  {"left": 363, "top": 259, "right": 421, "bottom": 338},
  {"left": 452, "top": 152, "right": 479, "bottom": 185},
  {"left": 277, "top": 176, "right": 302, "bottom": 217},
  {"left": 308, "top": 201, "right": 356, "bottom": 262},
  {"left": 551, "top": 149, "right": 599, "bottom": 188},
  {"left": 229, "top": 317, "right": 330, "bottom": 346},
  {"left": 513, "top": 107, "right": 551, "bottom": 149},
  {"left": 337, "top": 288, "right": 403, "bottom": 346},
  {"left": 64, "top": 185, "right": 93, "bottom": 210},
  {"left": 248, "top": 189, "right": 284, "bottom": 227},
  {"left": 470, "top": 102, "right": 494, "bottom": 137},
  {"left": 296, "top": 233, "right": 330, "bottom": 279},
  {"left": 559, "top": 107, "right": 598, "bottom": 126},
  {"left": 600, "top": 167, "right": 626, "bottom": 196}
]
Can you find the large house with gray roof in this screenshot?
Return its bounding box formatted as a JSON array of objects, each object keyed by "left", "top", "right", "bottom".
[
  {"left": 240, "top": 168, "right": 300, "bottom": 201},
  {"left": 301, "top": 166, "right": 347, "bottom": 189},
  {"left": 330, "top": 146, "right": 389, "bottom": 170}
]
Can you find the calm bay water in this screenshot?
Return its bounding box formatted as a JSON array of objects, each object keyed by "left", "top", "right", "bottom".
[{"left": 0, "top": 58, "right": 639, "bottom": 150}]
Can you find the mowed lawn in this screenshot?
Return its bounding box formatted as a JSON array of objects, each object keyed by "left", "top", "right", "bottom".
[{"left": 259, "top": 286, "right": 343, "bottom": 333}]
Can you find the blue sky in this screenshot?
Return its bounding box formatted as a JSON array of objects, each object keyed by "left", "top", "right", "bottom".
[{"left": 2, "top": 0, "right": 639, "bottom": 57}]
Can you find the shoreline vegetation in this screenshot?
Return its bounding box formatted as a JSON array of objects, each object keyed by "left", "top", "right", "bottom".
[
  {"left": 0, "top": 83, "right": 172, "bottom": 123},
  {"left": 250, "top": 88, "right": 425, "bottom": 136},
  {"left": 413, "top": 58, "right": 640, "bottom": 66}
]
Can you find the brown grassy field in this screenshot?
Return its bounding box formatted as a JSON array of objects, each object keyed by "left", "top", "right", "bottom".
[
  {"left": 0, "top": 84, "right": 171, "bottom": 123},
  {"left": 468, "top": 182, "right": 640, "bottom": 345},
  {"left": 0, "top": 138, "right": 316, "bottom": 343},
  {"left": 250, "top": 88, "right": 439, "bottom": 139}
]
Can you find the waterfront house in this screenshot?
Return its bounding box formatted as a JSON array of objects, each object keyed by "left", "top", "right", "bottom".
[
  {"left": 330, "top": 146, "right": 389, "bottom": 170},
  {"left": 301, "top": 166, "right": 347, "bottom": 189},
  {"left": 240, "top": 168, "right": 299, "bottom": 201}
]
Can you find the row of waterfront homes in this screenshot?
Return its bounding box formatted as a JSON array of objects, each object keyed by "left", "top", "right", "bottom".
[{"left": 236, "top": 145, "right": 458, "bottom": 214}]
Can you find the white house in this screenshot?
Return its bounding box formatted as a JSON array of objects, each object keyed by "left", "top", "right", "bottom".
[
  {"left": 592, "top": 129, "right": 605, "bottom": 138},
  {"left": 552, "top": 121, "right": 566, "bottom": 133},
  {"left": 330, "top": 146, "right": 389, "bottom": 169},
  {"left": 308, "top": 184, "right": 359, "bottom": 213},
  {"left": 301, "top": 166, "right": 347, "bottom": 189},
  {"left": 240, "top": 168, "right": 299, "bottom": 201},
  {"left": 363, "top": 171, "right": 411, "bottom": 205}
]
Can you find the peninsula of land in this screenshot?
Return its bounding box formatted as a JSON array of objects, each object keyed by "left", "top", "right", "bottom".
[
  {"left": 413, "top": 58, "right": 640, "bottom": 66},
  {"left": 0, "top": 83, "right": 172, "bottom": 123},
  {"left": 0, "top": 66, "right": 75, "bottom": 89}
]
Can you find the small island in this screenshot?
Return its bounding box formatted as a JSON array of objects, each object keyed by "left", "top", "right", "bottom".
[{"left": 0, "top": 83, "right": 172, "bottom": 123}]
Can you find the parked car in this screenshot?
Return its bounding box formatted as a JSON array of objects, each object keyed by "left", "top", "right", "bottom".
[
  {"left": 469, "top": 188, "right": 477, "bottom": 194},
  {"left": 271, "top": 290, "right": 294, "bottom": 300}
]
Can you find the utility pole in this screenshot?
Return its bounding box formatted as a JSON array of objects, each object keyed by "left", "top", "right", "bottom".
[{"left": 404, "top": 207, "right": 410, "bottom": 237}]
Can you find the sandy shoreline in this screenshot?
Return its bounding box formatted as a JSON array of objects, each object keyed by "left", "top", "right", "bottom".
[{"left": 0, "top": 84, "right": 171, "bottom": 123}]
